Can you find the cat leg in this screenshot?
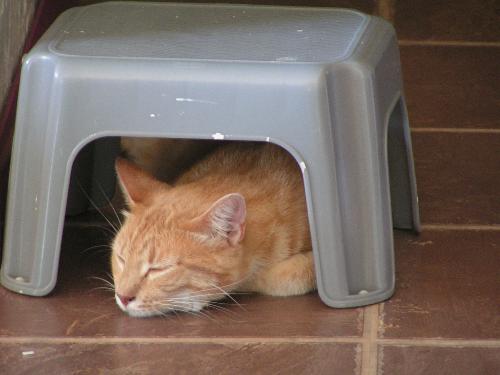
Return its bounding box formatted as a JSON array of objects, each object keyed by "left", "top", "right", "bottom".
[{"left": 257, "top": 252, "right": 316, "bottom": 296}]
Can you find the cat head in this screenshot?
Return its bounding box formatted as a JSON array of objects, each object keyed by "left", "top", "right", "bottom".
[{"left": 111, "top": 158, "right": 246, "bottom": 317}]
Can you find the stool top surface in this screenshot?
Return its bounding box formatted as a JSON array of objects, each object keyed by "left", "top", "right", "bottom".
[{"left": 51, "top": 1, "right": 368, "bottom": 63}]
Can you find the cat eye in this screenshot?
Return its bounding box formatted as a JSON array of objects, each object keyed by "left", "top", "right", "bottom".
[
  {"left": 145, "top": 265, "right": 172, "bottom": 279},
  {"left": 116, "top": 254, "right": 126, "bottom": 267}
]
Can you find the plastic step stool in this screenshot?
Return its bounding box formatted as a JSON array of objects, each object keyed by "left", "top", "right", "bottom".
[{"left": 1, "top": 2, "right": 420, "bottom": 307}]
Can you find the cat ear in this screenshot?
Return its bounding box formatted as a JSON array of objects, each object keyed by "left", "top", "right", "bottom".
[
  {"left": 188, "top": 193, "right": 246, "bottom": 246},
  {"left": 115, "top": 157, "right": 167, "bottom": 207}
]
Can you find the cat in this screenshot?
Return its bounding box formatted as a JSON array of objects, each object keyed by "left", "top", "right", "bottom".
[
  {"left": 112, "top": 141, "right": 315, "bottom": 317},
  {"left": 120, "top": 137, "right": 218, "bottom": 183}
]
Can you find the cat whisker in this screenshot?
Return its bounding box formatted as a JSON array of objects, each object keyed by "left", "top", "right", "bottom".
[
  {"left": 163, "top": 292, "right": 225, "bottom": 301},
  {"left": 217, "top": 291, "right": 250, "bottom": 296},
  {"left": 91, "top": 285, "right": 114, "bottom": 293},
  {"left": 157, "top": 300, "right": 221, "bottom": 322},
  {"left": 105, "top": 271, "right": 114, "bottom": 280},
  {"left": 95, "top": 182, "right": 123, "bottom": 228},
  {"left": 171, "top": 307, "right": 215, "bottom": 321},
  {"left": 82, "top": 248, "right": 110, "bottom": 257},
  {"left": 208, "top": 300, "right": 247, "bottom": 307},
  {"left": 81, "top": 243, "right": 111, "bottom": 255},
  {"left": 78, "top": 223, "right": 117, "bottom": 237},
  {"left": 149, "top": 306, "right": 171, "bottom": 320},
  {"left": 160, "top": 296, "right": 214, "bottom": 307},
  {"left": 207, "top": 277, "right": 249, "bottom": 292},
  {"left": 160, "top": 306, "right": 184, "bottom": 322},
  {"left": 89, "top": 286, "right": 115, "bottom": 294},
  {"left": 206, "top": 282, "right": 244, "bottom": 309},
  {"left": 161, "top": 278, "right": 248, "bottom": 300},
  {"left": 161, "top": 278, "right": 246, "bottom": 297},
  {"left": 88, "top": 275, "right": 116, "bottom": 291},
  {"left": 204, "top": 282, "right": 247, "bottom": 312},
  {"left": 163, "top": 298, "right": 241, "bottom": 323},
  {"left": 164, "top": 296, "right": 234, "bottom": 315},
  {"left": 172, "top": 308, "right": 182, "bottom": 319},
  {"left": 89, "top": 275, "right": 114, "bottom": 284},
  {"left": 197, "top": 309, "right": 220, "bottom": 323},
  {"left": 160, "top": 282, "right": 248, "bottom": 313},
  {"left": 188, "top": 308, "right": 220, "bottom": 323},
  {"left": 156, "top": 299, "right": 197, "bottom": 308},
  {"left": 77, "top": 182, "right": 120, "bottom": 234},
  {"left": 204, "top": 302, "right": 242, "bottom": 318}
]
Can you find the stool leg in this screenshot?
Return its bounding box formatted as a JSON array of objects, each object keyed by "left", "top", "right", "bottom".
[
  {"left": 281, "top": 122, "right": 397, "bottom": 307},
  {"left": 1, "top": 137, "right": 74, "bottom": 296},
  {"left": 284, "top": 142, "right": 353, "bottom": 307}
]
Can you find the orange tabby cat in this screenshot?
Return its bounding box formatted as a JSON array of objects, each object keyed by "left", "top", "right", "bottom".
[
  {"left": 120, "top": 137, "right": 218, "bottom": 183},
  {"left": 112, "top": 142, "right": 315, "bottom": 317}
]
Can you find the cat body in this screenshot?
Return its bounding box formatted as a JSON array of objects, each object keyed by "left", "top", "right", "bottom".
[
  {"left": 113, "top": 142, "right": 315, "bottom": 317},
  {"left": 120, "top": 137, "right": 217, "bottom": 183}
]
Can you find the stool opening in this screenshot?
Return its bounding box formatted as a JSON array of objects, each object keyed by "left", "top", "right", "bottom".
[
  {"left": 65, "top": 137, "right": 315, "bottom": 298},
  {"left": 387, "top": 97, "right": 416, "bottom": 230},
  {"left": 66, "top": 137, "right": 121, "bottom": 217}
]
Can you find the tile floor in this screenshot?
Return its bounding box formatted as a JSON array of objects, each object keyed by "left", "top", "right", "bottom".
[{"left": 1, "top": 1, "right": 499, "bottom": 374}]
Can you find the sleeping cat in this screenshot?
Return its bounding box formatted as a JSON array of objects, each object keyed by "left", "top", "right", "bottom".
[{"left": 112, "top": 141, "right": 315, "bottom": 317}]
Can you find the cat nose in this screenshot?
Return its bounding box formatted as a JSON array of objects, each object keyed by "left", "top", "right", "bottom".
[{"left": 117, "top": 294, "right": 135, "bottom": 307}]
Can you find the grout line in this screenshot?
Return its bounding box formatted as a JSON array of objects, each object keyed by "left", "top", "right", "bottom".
[
  {"left": 378, "top": 338, "right": 500, "bottom": 348},
  {"left": 411, "top": 127, "right": 500, "bottom": 134},
  {"left": 0, "top": 336, "right": 363, "bottom": 345},
  {"left": 0, "top": 336, "right": 499, "bottom": 347},
  {"left": 421, "top": 224, "right": 500, "bottom": 232},
  {"left": 399, "top": 40, "right": 500, "bottom": 47},
  {"left": 361, "top": 305, "right": 380, "bottom": 375}
]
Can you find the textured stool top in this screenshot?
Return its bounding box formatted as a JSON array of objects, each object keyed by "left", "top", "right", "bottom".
[{"left": 52, "top": 1, "right": 368, "bottom": 63}]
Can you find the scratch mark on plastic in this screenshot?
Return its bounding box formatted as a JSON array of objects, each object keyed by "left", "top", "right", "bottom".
[{"left": 176, "top": 98, "right": 217, "bottom": 105}]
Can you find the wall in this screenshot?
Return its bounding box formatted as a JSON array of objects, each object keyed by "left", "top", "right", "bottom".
[{"left": 0, "top": 0, "right": 38, "bottom": 113}]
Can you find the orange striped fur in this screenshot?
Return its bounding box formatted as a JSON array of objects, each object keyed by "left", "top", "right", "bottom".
[{"left": 112, "top": 142, "right": 315, "bottom": 317}]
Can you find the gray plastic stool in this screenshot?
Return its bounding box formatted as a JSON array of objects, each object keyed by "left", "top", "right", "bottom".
[{"left": 1, "top": 2, "right": 420, "bottom": 307}]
